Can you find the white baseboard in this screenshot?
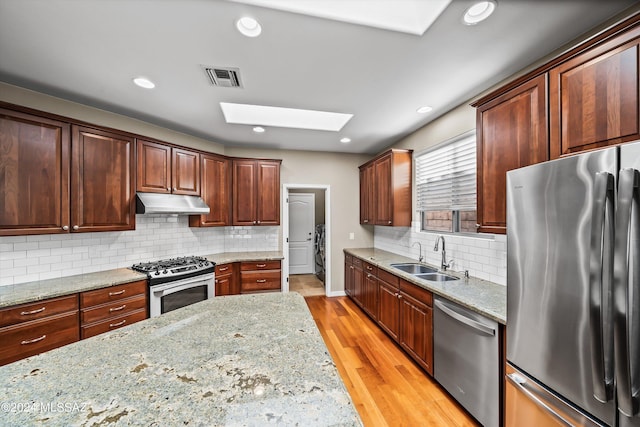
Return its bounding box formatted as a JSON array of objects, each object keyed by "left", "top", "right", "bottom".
[{"left": 327, "top": 290, "right": 347, "bottom": 297}]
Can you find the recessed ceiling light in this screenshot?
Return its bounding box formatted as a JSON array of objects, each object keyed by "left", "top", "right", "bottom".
[
  {"left": 416, "top": 106, "right": 433, "bottom": 114},
  {"left": 133, "top": 77, "right": 155, "bottom": 89},
  {"left": 340, "top": 137, "right": 351, "bottom": 143},
  {"left": 236, "top": 16, "right": 262, "bottom": 37},
  {"left": 463, "top": 1, "right": 496, "bottom": 25},
  {"left": 220, "top": 102, "right": 353, "bottom": 131},
  {"left": 253, "top": 126, "right": 265, "bottom": 133}
]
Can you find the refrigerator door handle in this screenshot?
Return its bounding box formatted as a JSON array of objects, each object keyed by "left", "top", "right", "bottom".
[
  {"left": 506, "top": 373, "right": 575, "bottom": 426},
  {"left": 613, "top": 168, "right": 640, "bottom": 418},
  {"left": 588, "top": 171, "right": 615, "bottom": 403}
]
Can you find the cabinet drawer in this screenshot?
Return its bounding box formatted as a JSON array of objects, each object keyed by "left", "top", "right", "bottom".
[
  {"left": 81, "top": 309, "right": 146, "bottom": 339},
  {"left": 80, "top": 280, "right": 147, "bottom": 308},
  {"left": 0, "top": 295, "right": 79, "bottom": 328},
  {"left": 363, "top": 261, "right": 378, "bottom": 276},
  {"left": 80, "top": 295, "right": 147, "bottom": 325},
  {"left": 0, "top": 312, "right": 79, "bottom": 366},
  {"left": 400, "top": 279, "right": 433, "bottom": 307},
  {"left": 378, "top": 269, "right": 399, "bottom": 287},
  {"left": 240, "top": 260, "right": 281, "bottom": 271},
  {"left": 352, "top": 257, "right": 363, "bottom": 268},
  {"left": 241, "top": 270, "right": 281, "bottom": 293},
  {"left": 215, "top": 263, "right": 235, "bottom": 275}
]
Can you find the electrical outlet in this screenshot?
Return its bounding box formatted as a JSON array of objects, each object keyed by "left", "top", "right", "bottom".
[{"left": 349, "top": 232, "right": 355, "bottom": 240}]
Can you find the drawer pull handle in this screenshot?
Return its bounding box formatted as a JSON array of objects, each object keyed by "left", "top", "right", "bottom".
[
  {"left": 256, "top": 279, "right": 267, "bottom": 283},
  {"left": 366, "top": 266, "right": 373, "bottom": 270},
  {"left": 21, "top": 335, "right": 46, "bottom": 345},
  {"left": 109, "top": 290, "right": 126, "bottom": 297},
  {"left": 256, "top": 264, "right": 266, "bottom": 268},
  {"left": 218, "top": 267, "right": 229, "bottom": 272},
  {"left": 109, "top": 304, "right": 127, "bottom": 312},
  {"left": 109, "top": 319, "right": 127, "bottom": 328},
  {"left": 20, "top": 307, "right": 46, "bottom": 316}
]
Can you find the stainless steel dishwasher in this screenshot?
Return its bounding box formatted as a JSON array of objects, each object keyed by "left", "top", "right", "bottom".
[{"left": 434, "top": 295, "right": 499, "bottom": 427}]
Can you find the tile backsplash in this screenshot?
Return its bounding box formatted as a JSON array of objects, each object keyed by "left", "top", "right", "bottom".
[
  {"left": 374, "top": 223, "right": 506, "bottom": 286},
  {"left": 0, "top": 215, "right": 279, "bottom": 286}
]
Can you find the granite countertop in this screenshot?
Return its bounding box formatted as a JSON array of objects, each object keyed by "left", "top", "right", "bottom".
[
  {"left": 345, "top": 248, "right": 506, "bottom": 324},
  {"left": 0, "top": 252, "right": 284, "bottom": 309},
  {"left": 0, "top": 269, "right": 148, "bottom": 309},
  {"left": 0, "top": 292, "right": 362, "bottom": 427}
]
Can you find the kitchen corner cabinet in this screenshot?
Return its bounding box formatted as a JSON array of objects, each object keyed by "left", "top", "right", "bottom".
[
  {"left": 240, "top": 260, "right": 281, "bottom": 294},
  {"left": 0, "top": 110, "right": 135, "bottom": 236},
  {"left": 136, "top": 139, "right": 200, "bottom": 196},
  {"left": 232, "top": 159, "right": 281, "bottom": 226},
  {"left": 189, "top": 153, "right": 231, "bottom": 227},
  {"left": 359, "top": 149, "right": 412, "bottom": 227},
  {"left": 475, "top": 75, "right": 548, "bottom": 234},
  {"left": 0, "top": 295, "right": 79, "bottom": 366},
  {"left": 549, "top": 26, "right": 640, "bottom": 158}
]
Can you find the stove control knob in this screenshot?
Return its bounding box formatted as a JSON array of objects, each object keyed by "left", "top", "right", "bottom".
[
  {"left": 154, "top": 271, "right": 160, "bottom": 276},
  {"left": 163, "top": 270, "right": 168, "bottom": 274}
]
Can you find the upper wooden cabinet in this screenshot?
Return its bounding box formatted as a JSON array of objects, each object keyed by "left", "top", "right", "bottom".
[
  {"left": 0, "top": 110, "right": 135, "bottom": 236},
  {"left": 136, "top": 139, "right": 200, "bottom": 196},
  {"left": 476, "top": 75, "right": 548, "bottom": 234},
  {"left": 71, "top": 126, "right": 135, "bottom": 233},
  {"left": 232, "top": 159, "right": 281, "bottom": 226},
  {"left": 0, "top": 108, "right": 70, "bottom": 235},
  {"left": 550, "top": 26, "right": 640, "bottom": 158},
  {"left": 359, "top": 149, "right": 412, "bottom": 227},
  {"left": 189, "top": 153, "right": 231, "bottom": 227}
]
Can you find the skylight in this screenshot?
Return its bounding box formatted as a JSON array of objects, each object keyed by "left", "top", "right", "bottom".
[
  {"left": 220, "top": 103, "right": 353, "bottom": 131},
  {"left": 228, "top": 0, "right": 451, "bottom": 36}
]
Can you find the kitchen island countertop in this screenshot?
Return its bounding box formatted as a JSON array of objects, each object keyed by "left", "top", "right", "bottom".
[
  {"left": 345, "top": 248, "right": 506, "bottom": 324},
  {"left": 0, "top": 292, "right": 361, "bottom": 426}
]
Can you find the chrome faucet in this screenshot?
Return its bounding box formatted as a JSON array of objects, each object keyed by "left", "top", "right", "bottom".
[
  {"left": 433, "top": 235, "right": 453, "bottom": 271},
  {"left": 411, "top": 242, "right": 424, "bottom": 262}
]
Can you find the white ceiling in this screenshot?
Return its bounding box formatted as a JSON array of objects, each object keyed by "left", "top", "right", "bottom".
[{"left": 0, "top": 0, "right": 637, "bottom": 154}]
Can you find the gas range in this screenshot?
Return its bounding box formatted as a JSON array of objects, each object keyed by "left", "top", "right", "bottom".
[{"left": 131, "top": 256, "right": 215, "bottom": 286}]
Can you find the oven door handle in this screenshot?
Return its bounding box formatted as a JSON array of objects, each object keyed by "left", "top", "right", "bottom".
[{"left": 151, "top": 276, "right": 213, "bottom": 297}]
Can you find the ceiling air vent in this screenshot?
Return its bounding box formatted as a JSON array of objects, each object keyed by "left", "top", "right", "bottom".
[{"left": 203, "top": 66, "right": 242, "bottom": 88}]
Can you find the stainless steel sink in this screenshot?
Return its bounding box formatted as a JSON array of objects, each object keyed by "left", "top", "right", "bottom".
[
  {"left": 390, "top": 263, "right": 438, "bottom": 274},
  {"left": 414, "top": 272, "right": 459, "bottom": 282}
]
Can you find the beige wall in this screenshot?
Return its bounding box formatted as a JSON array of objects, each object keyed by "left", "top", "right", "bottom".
[
  {"left": 225, "top": 147, "right": 373, "bottom": 294},
  {"left": 0, "top": 82, "right": 225, "bottom": 153}
]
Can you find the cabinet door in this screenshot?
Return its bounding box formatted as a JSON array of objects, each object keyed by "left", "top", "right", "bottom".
[
  {"left": 378, "top": 279, "right": 400, "bottom": 341},
  {"left": 344, "top": 262, "right": 354, "bottom": 297},
  {"left": 172, "top": 147, "right": 200, "bottom": 195},
  {"left": 352, "top": 265, "right": 364, "bottom": 308},
  {"left": 136, "top": 139, "right": 171, "bottom": 193},
  {"left": 359, "top": 164, "right": 375, "bottom": 225},
  {"left": 399, "top": 292, "right": 433, "bottom": 375},
  {"left": 374, "top": 154, "right": 392, "bottom": 225},
  {"left": 232, "top": 159, "right": 257, "bottom": 225},
  {"left": 71, "top": 126, "right": 135, "bottom": 232},
  {"left": 362, "top": 272, "right": 378, "bottom": 320},
  {"left": 476, "top": 75, "right": 548, "bottom": 234},
  {"left": 256, "top": 160, "right": 280, "bottom": 225},
  {"left": 0, "top": 109, "right": 70, "bottom": 236},
  {"left": 550, "top": 29, "right": 640, "bottom": 158},
  {"left": 190, "top": 153, "right": 230, "bottom": 227}
]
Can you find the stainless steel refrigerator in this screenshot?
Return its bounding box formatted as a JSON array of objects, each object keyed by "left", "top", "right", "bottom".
[{"left": 506, "top": 142, "right": 640, "bottom": 427}]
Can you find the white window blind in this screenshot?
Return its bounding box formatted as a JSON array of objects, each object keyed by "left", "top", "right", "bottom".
[{"left": 416, "top": 132, "right": 476, "bottom": 212}]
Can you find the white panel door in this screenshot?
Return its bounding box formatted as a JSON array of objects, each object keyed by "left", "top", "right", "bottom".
[{"left": 289, "top": 193, "right": 315, "bottom": 274}]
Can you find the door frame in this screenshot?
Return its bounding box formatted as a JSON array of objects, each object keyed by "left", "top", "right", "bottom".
[
  {"left": 288, "top": 192, "right": 315, "bottom": 275},
  {"left": 282, "top": 184, "right": 331, "bottom": 296}
]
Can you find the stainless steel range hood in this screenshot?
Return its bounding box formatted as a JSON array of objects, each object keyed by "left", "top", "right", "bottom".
[{"left": 136, "top": 192, "right": 210, "bottom": 215}]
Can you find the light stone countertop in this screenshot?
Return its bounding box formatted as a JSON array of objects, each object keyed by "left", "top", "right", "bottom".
[
  {"left": 0, "top": 292, "right": 362, "bottom": 427},
  {"left": 345, "top": 248, "right": 506, "bottom": 324},
  {"left": 0, "top": 252, "right": 284, "bottom": 309}
]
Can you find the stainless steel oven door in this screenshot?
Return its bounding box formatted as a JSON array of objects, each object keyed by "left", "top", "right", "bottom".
[{"left": 149, "top": 273, "right": 214, "bottom": 317}]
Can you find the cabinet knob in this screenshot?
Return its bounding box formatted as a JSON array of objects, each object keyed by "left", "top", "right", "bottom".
[
  {"left": 62, "top": 225, "right": 69, "bottom": 231},
  {"left": 363, "top": 219, "right": 369, "bottom": 223},
  {"left": 388, "top": 221, "right": 392, "bottom": 225},
  {"left": 167, "top": 187, "right": 170, "bottom": 191},
  {"left": 476, "top": 224, "right": 481, "bottom": 228},
  {"left": 253, "top": 220, "right": 257, "bottom": 225},
  {"left": 72, "top": 225, "right": 79, "bottom": 230},
  {"left": 257, "top": 220, "right": 261, "bottom": 224},
  {"left": 173, "top": 187, "right": 177, "bottom": 192}
]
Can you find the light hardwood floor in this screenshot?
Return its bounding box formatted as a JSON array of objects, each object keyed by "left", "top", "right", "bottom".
[{"left": 305, "top": 295, "right": 480, "bottom": 427}]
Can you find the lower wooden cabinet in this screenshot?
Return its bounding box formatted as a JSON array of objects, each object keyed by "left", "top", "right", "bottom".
[
  {"left": 80, "top": 280, "right": 147, "bottom": 339},
  {"left": 215, "top": 263, "right": 239, "bottom": 296},
  {"left": 344, "top": 252, "right": 434, "bottom": 376},
  {"left": 0, "top": 295, "right": 79, "bottom": 366},
  {"left": 240, "top": 260, "right": 282, "bottom": 294}
]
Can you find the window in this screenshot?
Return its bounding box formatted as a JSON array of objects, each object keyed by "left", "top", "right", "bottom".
[{"left": 416, "top": 131, "right": 476, "bottom": 233}]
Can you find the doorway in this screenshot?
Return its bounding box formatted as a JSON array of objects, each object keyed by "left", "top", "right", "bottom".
[{"left": 282, "top": 184, "right": 330, "bottom": 296}]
